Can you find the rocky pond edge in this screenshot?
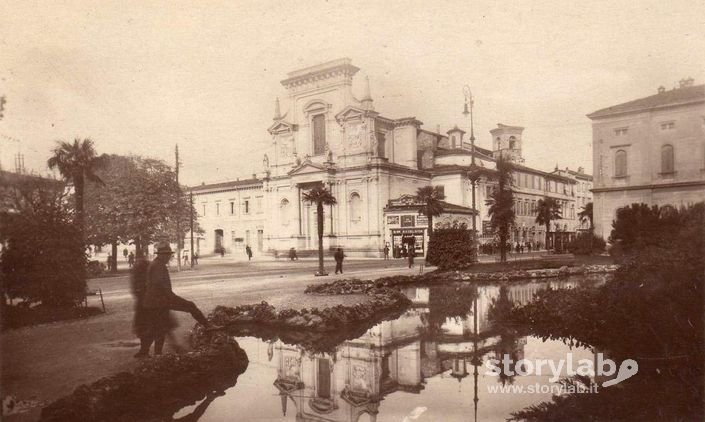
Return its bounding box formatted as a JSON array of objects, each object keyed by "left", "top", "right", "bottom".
[
  {"left": 305, "top": 263, "right": 619, "bottom": 295},
  {"left": 37, "top": 263, "right": 616, "bottom": 420}
]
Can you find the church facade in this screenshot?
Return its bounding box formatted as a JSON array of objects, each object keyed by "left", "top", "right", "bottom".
[{"left": 190, "top": 59, "right": 586, "bottom": 257}]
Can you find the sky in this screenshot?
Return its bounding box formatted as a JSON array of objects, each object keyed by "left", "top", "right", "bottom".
[{"left": 1, "top": 0, "right": 704, "bottom": 185}]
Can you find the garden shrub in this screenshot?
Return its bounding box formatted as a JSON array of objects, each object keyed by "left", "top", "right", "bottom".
[
  {"left": 0, "top": 183, "right": 87, "bottom": 307},
  {"left": 425, "top": 223, "right": 477, "bottom": 270},
  {"left": 499, "top": 202, "right": 705, "bottom": 421},
  {"left": 566, "top": 232, "right": 605, "bottom": 255}
]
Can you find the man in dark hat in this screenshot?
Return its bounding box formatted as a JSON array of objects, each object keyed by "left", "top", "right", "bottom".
[{"left": 136, "top": 242, "right": 220, "bottom": 357}]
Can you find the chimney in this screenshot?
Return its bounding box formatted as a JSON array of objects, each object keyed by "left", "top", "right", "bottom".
[{"left": 657, "top": 86, "right": 665, "bottom": 94}]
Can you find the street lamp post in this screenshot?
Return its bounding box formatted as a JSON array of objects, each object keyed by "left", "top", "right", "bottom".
[{"left": 463, "top": 85, "right": 478, "bottom": 262}]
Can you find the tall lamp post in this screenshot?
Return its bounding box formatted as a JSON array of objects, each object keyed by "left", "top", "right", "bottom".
[{"left": 463, "top": 85, "right": 479, "bottom": 262}]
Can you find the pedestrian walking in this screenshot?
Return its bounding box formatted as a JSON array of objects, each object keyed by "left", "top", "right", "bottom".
[
  {"left": 408, "top": 247, "right": 415, "bottom": 268},
  {"left": 106, "top": 253, "right": 112, "bottom": 271},
  {"left": 128, "top": 251, "right": 135, "bottom": 268},
  {"left": 135, "top": 242, "right": 220, "bottom": 357},
  {"left": 193, "top": 252, "right": 199, "bottom": 265},
  {"left": 334, "top": 247, "right": 345, "bottom": 274},
  {"left": 245, "top": 245, "right": 253, "bottom": 261},
  {"left": 289, "top": 247, "right": 298, "bottom": 261},
  {"left": 220, "top": 247, "right": 225, "bottom": 257},
  {"left": 383, "top": 243, "right": 390, "bottom": 260}
]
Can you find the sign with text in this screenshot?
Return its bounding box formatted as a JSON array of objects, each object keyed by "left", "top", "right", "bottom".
[
  {"left": 401, "top": 215, "right": 415, "bottom": 227},
  {"left": 387, "top": 216, "right": 400, "bottom": 225},
  {"left": 416, "top": 215, "right": 428, "bottom": 226}
]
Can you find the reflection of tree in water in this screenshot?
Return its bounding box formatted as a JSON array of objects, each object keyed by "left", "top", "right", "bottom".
[
  {"left": 426, "top": 284, "right": 478, "bottom": 334},
  {"left": 488, "top": 285, "right": 524, "bottom": 386}
]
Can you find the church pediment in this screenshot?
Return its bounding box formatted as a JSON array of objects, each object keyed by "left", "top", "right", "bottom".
[
  {"left": 287, "top": 160, "right": 333, "bottom": 176},
  {"left": 335, "top": 106, "right": 378, "bottom": 125},
  {"left": 268, "top": 120, "right": 298, "bottom": 135}
]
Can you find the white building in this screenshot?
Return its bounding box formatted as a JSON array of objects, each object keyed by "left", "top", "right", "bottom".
[{"left": 190, "top": 59, "right": 586, "bottom": 256}]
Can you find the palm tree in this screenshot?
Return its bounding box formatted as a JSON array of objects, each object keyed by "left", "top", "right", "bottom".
[
  {"left": 415, "top": 185, "right": 445, "bottom": 238},
  {"left": 578, "top": 202, "right": 593, "bottom": 231},
  {"left": 302, "top": 185, "right": 337, "bottom": 276},
  {"left": 486, "top": 155, "right": 515, "bottom": 263},
  {"left": 535, "top": 197, "right": 562, "bottom": 251},
  {"left": 47, "top": 138, "right": 105, "bottom": 233}
]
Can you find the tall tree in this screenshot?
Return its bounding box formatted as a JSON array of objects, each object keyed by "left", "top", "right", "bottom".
[
  {"left": 1, "top": 174, "right": 86, "bottom": 307},
  {"left": 302, "top": 185, "right": 337, "bottom": 276},
  {"left": 47, "top": 138, "right": 105, "bottom": 233},
  {"left": 578, "top": 202, "right": 593, "bottom": 231},
  {"left": 84, "top": 154, "right": 200, "bottom": 261},
  {"left": 486, "top": 155, "right": 515, "bottom": 263},
  {"left": 535, "top": 197, "right": 562, "bottom": 251},
  {"left": 415, "top": 185, "right": 445, "bottom": 237}
]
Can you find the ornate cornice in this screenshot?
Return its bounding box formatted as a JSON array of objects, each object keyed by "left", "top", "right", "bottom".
[{"left": 281, "top": 58, "right": 360, "bottom": 89}]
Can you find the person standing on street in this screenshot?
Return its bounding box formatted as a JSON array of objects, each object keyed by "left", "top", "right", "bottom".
[
  {"left": 245, "top": 245, "right": 253, "bottom": 261},
  {"left": 128, "top": 251, "right": 135, "bottom": 268},
  {"left": 334, "top": 247, "right": 345, "bottom": 274},
  {"left": 383, "top": 243, "right": 390, "bottom": 260},
  {"left": 408, "top": 246, "right": 415, "bottom": 268},
  {"left": 136, "top": 242, "right": 220, "bottom": 357}
]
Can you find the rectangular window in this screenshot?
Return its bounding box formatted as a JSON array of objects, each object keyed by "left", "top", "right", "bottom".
[
  {"left": 615, "top": 150, "right": 628, "bottom": 177},
  {"left": 614, "top": 127, "right": 628, "bottom": 136},
  {"left": 312, "top": 114, "right": 326, "bottom": 155},
  {"left": 202, "top": 204, "right": 206, "bottom": 216},
  {"left": 660, "top": 121, "right": 675, "bottom": 130},
  {"left": 230, "top": 201, "right": 235, "bottom": 215},
  {"left": 215, "top": 203, "right": 220, "bottom": 216},
  {"left": 256, "top": 197, "right": 263, "bottom": 214},
  {"left": 244, "top": 200, "right": 250, "bottom": 214},
  {"left": 436, "top": 185, "right": 445, "bottom": 197}
]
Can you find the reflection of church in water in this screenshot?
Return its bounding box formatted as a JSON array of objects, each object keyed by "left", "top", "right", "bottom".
[{"left": 272, "top": 282, "right": 568, "bottom": 422}]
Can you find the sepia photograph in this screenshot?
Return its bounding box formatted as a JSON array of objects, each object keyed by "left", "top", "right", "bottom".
[{"left": 1, "top": 1, "right": 704, "bottom": 420}]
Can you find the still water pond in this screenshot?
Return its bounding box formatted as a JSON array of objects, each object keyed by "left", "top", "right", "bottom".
[{"left": 175, "top": 276, "right": 606, "bottom": 421}]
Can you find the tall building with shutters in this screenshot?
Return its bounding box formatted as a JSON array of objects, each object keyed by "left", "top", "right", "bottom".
[{"left": 588, "top": 79, "right": 705, "bottom": 240}]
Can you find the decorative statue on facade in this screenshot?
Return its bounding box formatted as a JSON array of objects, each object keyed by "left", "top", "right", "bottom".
[
  {"left": 370, "top": 131, "right": 378, "bottom": 157},
  {"left": 324, "top": 143, "right": 333, "bottom": 163}
]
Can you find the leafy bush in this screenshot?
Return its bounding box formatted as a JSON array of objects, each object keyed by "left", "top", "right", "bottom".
[
  {"left": 502, "top": 202, "right": 705, "bottom": 420},
  {"left": 566, "top": 232, "right": 605, "bottom": 255},
  {"left": 426, "top": 222, "right": 477, "bottom": 270},
  {"left": 0, "top": 180, "right": 87, "bottom": 307}
]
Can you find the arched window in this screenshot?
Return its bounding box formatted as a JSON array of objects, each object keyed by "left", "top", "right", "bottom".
[
  {"left": 280, "top": 198, "right": 290, "bottom": 225},
  {"left": 615, "top": 150, "right": 627, "bottom": 177},
  {"left": 661, "top": 144, "right": 674, "bottom": 173},
  {"left": 350, "top": 193, "right": 362, "bottom": 223}
]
